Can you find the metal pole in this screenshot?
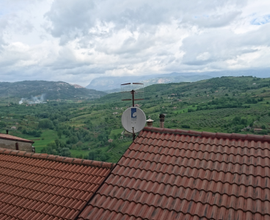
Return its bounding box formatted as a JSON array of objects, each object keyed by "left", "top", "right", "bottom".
[
  {"left": 131, "top": 90, "right": 135, "bottom": 141},
  {"left": 131, "top": 90, "right": 135, "bottom": 107}
]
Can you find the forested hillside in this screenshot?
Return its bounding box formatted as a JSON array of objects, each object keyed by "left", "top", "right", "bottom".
[
  {"left": 1, "top": 76, "right": 270, "bottom": 162},
  {"left": 0, "top": 81, "right": 106, "bottom": 102}
]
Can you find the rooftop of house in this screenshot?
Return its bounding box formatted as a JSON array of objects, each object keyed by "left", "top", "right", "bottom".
[
  {"left": 0, "top": 148, "right": 114, "bottom": 220},
  {"left": 1, "top": 126, "right": 270, "bottom": 220},
  {"left": 79, "top": 127, "right": 270, "bottom": 220},
  {"left": 0, "top": 133, "right": 34, "bottom": 143}
]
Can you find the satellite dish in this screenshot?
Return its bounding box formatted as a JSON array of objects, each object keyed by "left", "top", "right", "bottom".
[{"left": 121, "top": 107, "right": 146, "bottom": 133}]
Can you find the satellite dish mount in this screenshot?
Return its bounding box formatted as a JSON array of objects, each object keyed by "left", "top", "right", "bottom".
[{"left": 121, "top": 83, "right": 145, "bottom": 141}]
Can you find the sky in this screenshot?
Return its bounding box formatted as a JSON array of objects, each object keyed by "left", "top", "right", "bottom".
[{"left": 0, "top": 0, "right": 270, "bottom": 86}]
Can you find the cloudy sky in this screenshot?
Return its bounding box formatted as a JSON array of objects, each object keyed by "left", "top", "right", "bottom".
[{"left": 0, "top": 0, "right": 270, "bottom": 86}]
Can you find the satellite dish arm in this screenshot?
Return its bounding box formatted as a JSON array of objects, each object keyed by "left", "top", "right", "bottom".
[{"left": 132, "top": 127, "right": 135, "bottom": 141}]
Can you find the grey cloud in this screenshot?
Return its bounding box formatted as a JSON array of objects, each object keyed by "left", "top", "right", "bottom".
[
  {"left": 45, "top": 47, "right": 90, "bottom": 70},
  {"left": 7, "top": 15, "right": 34, "bottom": 35},
  {"left": 62, "top": 66, "right": 110, "bottom": 75},
  {"left": 181, "top": 11, "right": 241, "bottom": 28},
  {"left": 2, "top": 0, "right": 270, "bottom": 86},
  {"left": 45, "top": 0, "right": 96, "bottom": 38},
  {"left": 0, "top": 66, "right": 43, "bottom": 82},
  {"left": 239, "top": 23, "right": 270, "bottom": 46},
  {"left": 17, "top": 20, "right": 34, "bottom": 35},
  {"left": 0, "top": 48, "right": 31, "bottom": 67},
  {"left": 45, "top": 0, "right": 246, "bottom": 43},
  {"left": 0, "top": 59, "right": 107, "bottom": 86},
  {"left": 0, "top": 14, "right": 11, "bottom": 50},
  {"left": 110, "top": 3, "right": 173, "bottom": 29},
  {"left": 95, "top": 33, "right": 155, "bottom": 56},
  {"left": 181, "top": 23, "right": 270, "bottom": 67}
]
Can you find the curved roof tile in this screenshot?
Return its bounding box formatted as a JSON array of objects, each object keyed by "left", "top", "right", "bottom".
[
  {"left": 0, "top": 148, "right": 114, "bottom": 219},
  {"left": 79, "top": 127, "right": 270, "bottom": 220}
]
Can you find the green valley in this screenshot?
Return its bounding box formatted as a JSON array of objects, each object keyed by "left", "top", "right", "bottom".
[{"left": 1, "top": 76, "right": 270, "bottom": 163}]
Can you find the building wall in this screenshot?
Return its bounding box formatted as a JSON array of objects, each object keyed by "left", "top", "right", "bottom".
[{"left": 0, "top": 139, "right": 33, "bottom": 152}]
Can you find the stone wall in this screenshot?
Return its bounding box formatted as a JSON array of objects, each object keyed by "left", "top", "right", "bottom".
[{"left": 0, "top": 139, "right": 33, "bottom": 152}]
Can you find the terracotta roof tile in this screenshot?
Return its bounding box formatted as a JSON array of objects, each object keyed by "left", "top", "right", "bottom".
[
  {"left": 0, "top": 148, "right": 115, "bottom": 219},
  {"left": 79, "top": 127, "right": 270, "bottom": 219}
]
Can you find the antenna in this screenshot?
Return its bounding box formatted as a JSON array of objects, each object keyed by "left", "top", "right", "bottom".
[
  {"left": 121, "top": 82, "right": 145, "bottom": 140},
  {"left": 7, "top": 88, "right": 9, "bottom": 115},
  {"left": 121, "top": 82, "right": 144, "bottom": 107}
]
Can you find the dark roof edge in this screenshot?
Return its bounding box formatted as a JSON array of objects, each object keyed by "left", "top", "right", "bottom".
[
  {"left": 0, "top": 148, "right": 115, "bottom": 170},
  {"left": 143, "top": 127, "right": 270, "bottom": 142},
  {"left": 0, "top": 135, "right": 34, "bottom": 143},
  {"left": 75, "top": 131, "right": 134, "bottom": 219}
]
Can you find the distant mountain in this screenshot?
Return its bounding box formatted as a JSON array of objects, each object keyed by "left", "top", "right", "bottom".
[
  {"left": 96, "top": 75, "right": 270, "bottom": 104},
  {"left": 86, "top": 69, "right": 270, "bottom": 93},
  {"left": 86, "top": 73, "right": 213, "bottom": 92},
  {"left": 0, "top": 81, "right": 106, "bottom": 103}
]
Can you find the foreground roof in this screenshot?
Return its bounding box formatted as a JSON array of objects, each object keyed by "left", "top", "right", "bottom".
[
  {"left": 79, "top": 127, "right": 270, "bottom": 220},
  {"left": 0, "top": 148, "right": 114, "bottom": 220}
]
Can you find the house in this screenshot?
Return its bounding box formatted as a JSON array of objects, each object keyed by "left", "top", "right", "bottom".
[
  {"left": 1, "top": 125, "right": 270, "bottom": 219},
  {"left": 79, "top": 127, "right": 270, "bottom": 219},
  {"left": 0, "top": 133, "right": 34, "bottom": 152},
  {"left": 0, "top": 148, "right": 114, "bottom": 219},
  {"left": 253, "top": 128, "right": 263, "bottom": 133}
]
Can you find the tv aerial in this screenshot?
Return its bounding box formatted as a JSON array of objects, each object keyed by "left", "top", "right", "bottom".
[{"left": 121, "top": 83, "right": 146, "bottom": 141}]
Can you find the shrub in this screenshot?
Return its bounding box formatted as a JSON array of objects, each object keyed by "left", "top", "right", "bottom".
[
  {"left": 181, "top": 125, "right": 190, "bottom": 129},
  {"left": 259, "top": 130, "right": 268, "bottom": 135}
]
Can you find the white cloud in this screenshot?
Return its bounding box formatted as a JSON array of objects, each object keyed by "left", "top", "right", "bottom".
[{"left": 0, "top": 0, "right": 270, "bottom": 86}]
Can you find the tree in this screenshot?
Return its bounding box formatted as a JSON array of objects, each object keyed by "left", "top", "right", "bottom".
[
  {"left": 88, "top": 151, "right": 95, "bottom": 160},
  {"left": 57, "top": 131, "right": 62, "bottom": 139},
  {"left": 38, "top": 119, "right": 54, "bottom": 129},
  {"left": 100, "top": 153, "right": 110, "bottom": 161},
  {"left": 0, "top": 121, "right": 6, "bottom": 128},
  {"left": 55, "top": 139, "right": 60, "bottom": 147},
  {"left": 60, "top": 148, "right": 71, "bottom": 157}
]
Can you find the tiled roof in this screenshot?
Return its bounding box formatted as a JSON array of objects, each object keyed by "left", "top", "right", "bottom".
[
  {"left": 0, "top": 148, "right": 114, "bottom": 220},
  {"left": 79, "top": 127, "right": 270, "bottom": 220},
  {"left": 0, "top": 134, "right": 34, "bottom": 143}
]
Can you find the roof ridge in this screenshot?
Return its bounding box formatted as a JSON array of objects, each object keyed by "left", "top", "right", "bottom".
[
  {"left": 143, "top": 127, "right": 270, "bottom": 142},
  {"left": 0, "top": 148, "right": 115, "bottom": 170}
]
